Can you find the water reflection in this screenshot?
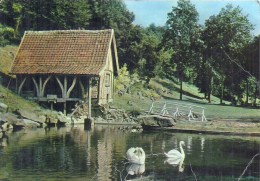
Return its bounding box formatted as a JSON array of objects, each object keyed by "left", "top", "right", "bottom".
[
  {"left": 0, "top": 137, "right": 8, "bottom": 147},
  {"left": 126, "top": 163, "right": 145, "bottom": 175},
  {"left": 0, "top": 125, "right": 259, "bottom": 180}
]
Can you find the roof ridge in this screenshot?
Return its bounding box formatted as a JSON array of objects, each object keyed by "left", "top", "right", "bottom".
[{"left": 25, "top": 29, "right": 113, "bottom": 34}]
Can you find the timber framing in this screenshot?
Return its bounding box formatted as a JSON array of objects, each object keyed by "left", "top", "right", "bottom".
[{"left": 11, "top": 29, "right": 119, "bottom": 116}]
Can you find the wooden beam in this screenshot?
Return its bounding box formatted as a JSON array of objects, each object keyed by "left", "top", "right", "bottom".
[
  {"left": 55, "top": 76, "right": 64, "bottom": 96},
  {"left": 41, "top": 75, "right": 51, "bottom": 97},
  {"left": 18, "top": 76, "right": 27, "bottom": 95},
  {"left": 87, "top": 77, "right": 92, "bottom": 118},
  {"left": 66, "top": 76, "right": 77, "bottom": 98},
  {"left": 64, "top": 76, "right": 67, "bottom": 98},
  {"left": 112, "top": 31, "right": 119, "bottom": 72},
  {"left": 79, "top": 79, "right": 85, "bottom": 98},
  {"left": 63, "top": 76, "right": 68, "bottom": 115},
  {"left": 32, "top": 77, "right": 39, "bottom": 97},
  {"left": 39, "top": 76, "right": 42, "bottom": 97},
  {"left": 97, "top": 76, "right": 101, "bottom": 104},
  {"left": 15, "top": 76, "right": 18, "bottom": 93}
]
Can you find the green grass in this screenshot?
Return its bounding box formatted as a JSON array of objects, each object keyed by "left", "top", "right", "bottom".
[
  {"left": 0, "top": 45, "right": 18, "bottom": 76},
  {"left": 0, "top": 84, "right": 41, "bottom": 112},
  {"left": 113, "top": 77, "right": 260, "bottom": 120}
]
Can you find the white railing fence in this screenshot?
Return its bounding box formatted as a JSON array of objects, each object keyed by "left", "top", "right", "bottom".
[{"left": 148, "top": 101, "right": 207, "bottom": 122}]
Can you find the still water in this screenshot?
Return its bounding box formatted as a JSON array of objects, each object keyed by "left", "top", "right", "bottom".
[{"left": 0, "top": 125, "right": 259, "bottom": 181}]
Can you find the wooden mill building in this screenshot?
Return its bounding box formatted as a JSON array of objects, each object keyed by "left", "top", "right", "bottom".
[{"left": 11, "top": 29, "right": 119, "bottom": 116}]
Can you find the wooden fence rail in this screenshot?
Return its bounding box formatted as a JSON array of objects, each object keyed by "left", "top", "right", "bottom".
[{"left": 148, "top": 101, "right": 207, "bottom": 122}]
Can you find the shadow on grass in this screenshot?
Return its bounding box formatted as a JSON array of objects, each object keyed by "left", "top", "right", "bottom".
[{"left": 154, "top": 79, "right": 204, "bottom": 101}]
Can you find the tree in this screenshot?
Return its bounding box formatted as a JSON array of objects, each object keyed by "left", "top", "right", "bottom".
[
  {"left": 0, "top": 23, "right": 14, "bottom": 46},
  {"left": 202, "top": 4, "right": 253, "bottom": 104},
  {"left": 162, "top": 0, "right": 201, "bottom": 100},
  {"left": 241, "top": 35, "right": 260, "bottom": 105},
  {"left": 0, "top": 0, "right": 91, "bottom": 38},
  {"left": 137, "top": 26, "right": 167, "bottom": 84},
  {"left": 88, "top": 0, "right": 142, "bottom": 71}
]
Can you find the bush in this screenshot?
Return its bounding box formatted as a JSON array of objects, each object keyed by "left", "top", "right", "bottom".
[
  {"left": 0, "top": 24, "right": 15, "bottom": 46},
  {"left": 115, "top": 64, "right": 130, "bottom": 93}
]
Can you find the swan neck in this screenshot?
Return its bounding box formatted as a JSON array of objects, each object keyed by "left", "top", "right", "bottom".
[{"left": 179, "top": 143, "right": 185, "bottom": 158}]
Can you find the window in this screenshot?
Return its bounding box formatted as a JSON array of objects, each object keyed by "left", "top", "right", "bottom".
[{"left": 105, "top": 73, "right": 110, "bottom": 87}]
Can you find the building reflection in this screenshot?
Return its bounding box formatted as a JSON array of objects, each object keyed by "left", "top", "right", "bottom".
[{"left": 96, "top": 129, "right": 113, "bottom": 180}]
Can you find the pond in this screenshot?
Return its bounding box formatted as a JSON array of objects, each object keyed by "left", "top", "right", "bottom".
[{"left": 0, "top": 125, "right": 259, "bottom": 181}]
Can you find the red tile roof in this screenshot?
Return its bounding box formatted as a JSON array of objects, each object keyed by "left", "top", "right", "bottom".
[{"left": 11, "top": 29, "right": 114, "bottom": 75}]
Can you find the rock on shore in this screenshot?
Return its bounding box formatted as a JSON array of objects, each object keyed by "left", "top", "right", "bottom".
[{"left": 138, "top": 115, "right": 176, "bottom": 128}]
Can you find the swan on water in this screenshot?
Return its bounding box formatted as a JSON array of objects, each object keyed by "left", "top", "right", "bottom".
[
  {"left": 164, "top": 157, "right": 185, "bottom": 172},
  {"left": 164, "top": 141, "right": 185, "bottom": 160},
  {"left": 126, "top": 147, "right": 146, "bottom": 164}
]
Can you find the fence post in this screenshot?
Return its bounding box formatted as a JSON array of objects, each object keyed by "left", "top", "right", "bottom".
[
  {"left": 201, "top": 108, "right": 207, "bottom": 122},
  {"left": 188, "top": 106, "right": 194, "bottom": 121},
  {"left": 148, "top": 101, "right": 154, "bottom": 114},
  {"left": 160, "top": 102, "right": 169, "bottom": 116},
  {"left": 173, "top": 104, "right": 180, "bottom": 118}
]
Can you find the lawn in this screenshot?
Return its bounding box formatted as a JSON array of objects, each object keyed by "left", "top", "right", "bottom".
[
  {"left": 0, "top": 84, "right": 41, "bottom": 112},
  {"left": 0, "top": 45, "right": 18, "bottom": 75},
  {"left": 113, "top": 77, "right": 260, "bottom": 120}
]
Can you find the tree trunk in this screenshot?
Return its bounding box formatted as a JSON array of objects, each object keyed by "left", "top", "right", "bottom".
[
  {"left": 220, "top": 82, "right": 224, "bottom": 104},
  {"left": 254, "top": 83, "right": 258, "bottom": 107},
  {"left": 180, "top": 77, "right": 183, "bottom": 100},
  {"left": 207, "top": 91, "right": 211, "bottom": 103},
  {"left": 208, "top": 74, "right": 213, "bottom": 103},
  {"left": 246, "top": 78, "right": 249, "bottom": 105}
]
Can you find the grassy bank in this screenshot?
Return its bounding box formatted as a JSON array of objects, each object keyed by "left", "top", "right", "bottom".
[
  {"left": 113, "top": 77, "right": 260, "bottom": 120},
  {"left": 0, "top": 84, "right": 41, "bottom": 112},
  {"left": 0, "top": 45, "right": 18, "bottom": 75}
]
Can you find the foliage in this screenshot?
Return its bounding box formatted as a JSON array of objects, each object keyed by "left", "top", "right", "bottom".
[
  {"left": 0, "top": 0, "right": 91, "bottom": 39},
  {"left": 243, "top": 35, "right": 260, "bottom": 81},
  {"left": 114, "top": 64, "right": 130, "bottom": 92},
  {"left": 88, "top": 0, "right": 141, "bottom": 71},
  {"left": 137, "top": 27, "right": 161, "bottom": 83},
  {"left": 200, "top": 4, "right": 254, "bottom": 103},
  {"left": 162, "top": 0, "right": 201, "bottom": 100},
  {"left": 0, "top": 23, "right": 14, "bottom": 46}
]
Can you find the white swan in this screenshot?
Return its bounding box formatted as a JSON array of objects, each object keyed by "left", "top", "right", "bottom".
[
  {"left": 164, "top": 141, "right": 185, "bottom": 160},
  {"left": 126, "top": 147, "right": 146, "bottom": 164},
  {"left": 164, "top": 157, "right": 185, "bottom": 172}
]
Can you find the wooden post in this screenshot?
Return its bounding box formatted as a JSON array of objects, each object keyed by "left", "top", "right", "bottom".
[
  {"left": 97, "top": 77, "right": 100, "bottom": 104},
  {"left": 32, "top": 77, "right": 39, "bottom": 97},
  {"left": 87, "top": 77, "right": 92, "bottom": 118},
  {"left": 63, "top": 76, "right": 67, "bottom": 115},
  {"left": 84, "top": 77, "right": 93, "bottom": 130},
  {"left": 18, "top": 76, "right": 27, "bottom": 95},
  {"left": 15, "top": 75, "right": 18, "bottom": 93},
  {"left": 41, "top": 75, "right": 51, "bottom": 97},
  {"left": 39, "top": 76, "right": 42, "bottom": 97}
]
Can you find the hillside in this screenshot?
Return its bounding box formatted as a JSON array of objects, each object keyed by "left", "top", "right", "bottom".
[
  {"left": 113, "top": 77, "right": 260, "bottom": 120},
  {"left": 0, "top": 45, "right": 18, "bottom": 76},
  {"left": 0, "top": 45, "right": 259, "bottom": 120}
]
